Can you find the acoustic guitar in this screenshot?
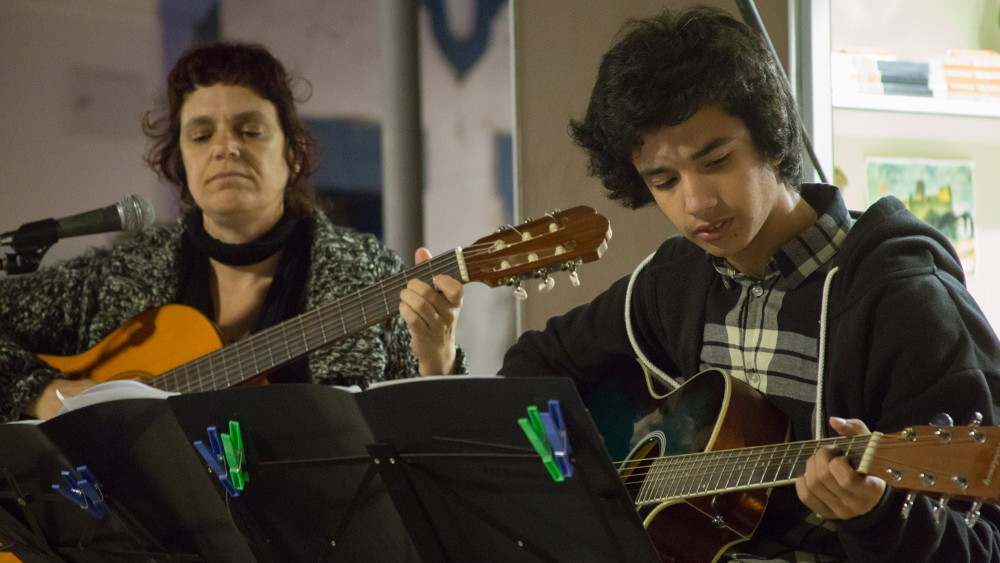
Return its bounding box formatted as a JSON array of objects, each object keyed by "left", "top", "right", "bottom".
[
  {"left": 33, "top": 206, "right": 611, "bottom": 393},
  {"left": 615, "top": 368, "right": 1000, "bottom": 563}
]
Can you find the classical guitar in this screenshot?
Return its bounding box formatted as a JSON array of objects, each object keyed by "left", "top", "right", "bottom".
[
  {"left": 613, "top": 368, "right": 1000, "bottom": 563},
  {"left": 37, "top": 206, "right": 611, "bottom": 393}
]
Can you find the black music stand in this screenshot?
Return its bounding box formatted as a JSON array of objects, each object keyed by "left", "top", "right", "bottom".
[
  {"left": 356, "top": 375, "right": 658, "bottom": 563},
  {"left": 167, "top": 377, "right": 658, "bottom": 563},
  {"left": 0, "top": 399, "right": 256, "bottom": 563},
  {"left": 0, "top": 422, "right": 143, "bottom": 563},
  {"left": 167, "top": 383, "right": 420, "bottom": 563}
]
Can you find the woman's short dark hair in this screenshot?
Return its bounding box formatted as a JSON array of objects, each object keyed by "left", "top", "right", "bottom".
[
  {"left": 143, "top": 42, "right": 318, "bottom": 216},
  {"left": 570, "top": 6, "right": 804, "bottom": 209}
]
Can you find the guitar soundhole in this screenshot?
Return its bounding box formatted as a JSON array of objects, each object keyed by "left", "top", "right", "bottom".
[{"left": 620, "top": 437, "right": 661, "bottom": 501}]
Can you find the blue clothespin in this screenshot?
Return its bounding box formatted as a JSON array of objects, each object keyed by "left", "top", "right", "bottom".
[
  {"left": 518, "top": 400, "right": 574, "bottom": 482},
  {"left": 539, "top": 399, "right": 574, "bottom": 478},
  {"left": 52, "top": 465, "right": 109, "bottom": 518},
  {"left": 193, "top": 423, "right": 246, "bottom": 497},
  {"left": 518, "top": 406, "right": 563, "bottom": 482}
]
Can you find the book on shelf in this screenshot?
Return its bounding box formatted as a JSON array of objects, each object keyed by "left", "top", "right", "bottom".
[{"left": 932, "top": 49, "right": 1000, "bottom": 100}]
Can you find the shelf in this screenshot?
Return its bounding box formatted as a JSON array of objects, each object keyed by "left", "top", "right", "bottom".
[{"left": 833, "top": 92, "right": 1000, "bottom": 119}]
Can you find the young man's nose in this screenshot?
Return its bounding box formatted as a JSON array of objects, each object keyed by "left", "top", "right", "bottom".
[{"left": 682, "top": 179, "right": 718, "bottom": 216}]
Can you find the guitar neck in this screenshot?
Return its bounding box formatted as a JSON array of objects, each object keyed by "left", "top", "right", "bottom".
[
  {"left": 633, "top": 433, "right": 879, "bottom": 505},
  {"left": 149, "top": 250, "right": 464, "bottom": 394}
]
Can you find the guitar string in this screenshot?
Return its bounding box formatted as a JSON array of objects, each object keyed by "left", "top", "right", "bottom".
[
  {"left": 617, "top": 435, "right": 945, "bottom": 483},
  {"left": 617, "top": 435, "right": 981, "bottom": 501},
  {"left": 151, "top": 252, "right": 457, "bottom": 392},
  {"left": 615, "top": 433, "right": 972, "bottom": 479},
  {"left": 149, "top": 228, "right": 585, "bottom": 393},
  {"left": 154, "top": 250, "right": 463, "bottom": 393},
  {"left": 148, "top": 211, "right": 606, "bottom": 392},
  {"left": 620, "top": 437, "right": 853, "bottom": 496},
  {"left": 625, "top": 437, "right": 868, "bottom": 502}
]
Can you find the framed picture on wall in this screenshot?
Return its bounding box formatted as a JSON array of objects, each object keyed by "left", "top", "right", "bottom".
[{"left": 865, "top": 157, "right": 976, "bottom": 274}]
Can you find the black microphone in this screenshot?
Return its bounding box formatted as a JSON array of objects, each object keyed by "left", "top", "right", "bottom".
[{"left": 1, "top": 194, "right": 156, "bottom": 253}]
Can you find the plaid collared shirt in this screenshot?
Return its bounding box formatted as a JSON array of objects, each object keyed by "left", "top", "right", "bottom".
[{"left": 700, "top": 184, "right": 855, "bottom": 561}]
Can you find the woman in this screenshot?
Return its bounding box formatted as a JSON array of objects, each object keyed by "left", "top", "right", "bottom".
[{"left": 0, "top": 42, "right": 465, "bottom": 421}]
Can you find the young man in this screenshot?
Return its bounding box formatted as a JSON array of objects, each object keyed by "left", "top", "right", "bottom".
[{"left": 500, "top": 6, "right": 1000, "bottom": 561}]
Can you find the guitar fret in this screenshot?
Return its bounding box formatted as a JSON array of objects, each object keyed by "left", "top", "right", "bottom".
[
  {"left": 669, "top": 457, "right": 686, "bottom": 498},
  {"left": 747, "top": 447, "right": 764, "bottom": 487},
  {"left": 642, "top": 460, "right": 658, "bottom": 503},
  {"left": 381, "top": 278, "right": 391, "bottom": 318},
  {"left": 249, "top": 335, "right": 260, "bottom": 376},
  {"left": 675, "top": 456, "right": 695, "bottom": 498},
  {"left": 317, "top": 308, "right": 328, "bottom": 343},
  {"left": 266, "top": 330, "right": 276, "bottom": 371},
  {"left": 709, "top": 452, "right": 726, "bottom": 493},
  {"left": 763, "top": 444, "right": 779, "bottom": 483},
  {"left": 794, "top": 442, "right": 812, "bottom": 478},
  {"left": 336, "top": 298, "right": 348, "bottom": 336},
  {"left": 297, "top": 317, "right": 309, "bottom": 353},
  {"left": 654, "top": 458, "right": 684, "bottom": 498}
]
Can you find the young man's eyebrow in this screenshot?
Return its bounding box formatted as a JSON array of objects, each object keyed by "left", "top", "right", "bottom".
[
  {"left": 638, "top": 136, "right": 734, "bottom": 178},
  {"left": 690, "top": 136, "right": 732, "bottom": 160}
]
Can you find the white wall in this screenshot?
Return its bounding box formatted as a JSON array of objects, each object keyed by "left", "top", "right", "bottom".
[{"left": 0, "top": 0, "right": 169, "bottom": 264}]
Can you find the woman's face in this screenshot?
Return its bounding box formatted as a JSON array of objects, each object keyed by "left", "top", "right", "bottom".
[{"left": 179, "top": 83, "right": 289, "bottom": 240}]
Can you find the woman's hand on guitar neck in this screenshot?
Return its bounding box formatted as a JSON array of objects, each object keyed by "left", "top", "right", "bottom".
[
  {"left": 400, "top": 247, "right": 463, "bottom": 376},
  {"left": 795, "top": 417, "right": 887, "bottom": 520},
  {"left": 22, "top": 377, "right": 99, "bottom": 421}
]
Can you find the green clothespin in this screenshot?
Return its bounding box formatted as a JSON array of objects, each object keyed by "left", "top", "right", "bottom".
[
  {"left": 518, "top": 405, "right": 565, "bottom": 482},
  {"left": 219, "top": 420, "right": 248, "bottom": 491}
]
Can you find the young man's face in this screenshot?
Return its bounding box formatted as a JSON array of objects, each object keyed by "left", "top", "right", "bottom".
[{"left": 631, "top": 106, "right": 800, "bottom": 276}]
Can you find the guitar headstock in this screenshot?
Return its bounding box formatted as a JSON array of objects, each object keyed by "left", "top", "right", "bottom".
[
  {"left": 461, "top": 206, "right": 610, "bottom": 291},
  {"left": 866, "top": 424, "right": 1000, "bottom": 506}
]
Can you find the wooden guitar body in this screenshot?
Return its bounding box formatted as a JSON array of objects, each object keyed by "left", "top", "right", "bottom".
[
  {"left": 617, "top": 368, "right": 1000, "bottom": 562},
  {"left": 37, "top": 304, "right": 226, "bottom": 384},
  {"left": 619, "top": 369, "right": 787, "bottom": 563}
]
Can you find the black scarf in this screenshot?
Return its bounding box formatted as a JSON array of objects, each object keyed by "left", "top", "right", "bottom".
[{"left": 177, "top": 210, "right": 312, "bottom": 383}]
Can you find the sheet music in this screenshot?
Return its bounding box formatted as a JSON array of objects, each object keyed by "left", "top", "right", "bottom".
[
  {"left": 365, "top": 374, "right": 500, "bottom": 390},
  {"left": 54, "top": 380, "right": 179, "bottom": 416}
]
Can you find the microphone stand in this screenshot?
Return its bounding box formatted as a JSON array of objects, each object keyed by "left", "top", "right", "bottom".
[
  {"left": 2, "top": 248, "right": 47, "bottom": 275},
  {"left": 2, "top": 245, "right": 49, "bottom": 275},
  {"left": 1, "top": 219, "right": 59, "bottom": 275}
]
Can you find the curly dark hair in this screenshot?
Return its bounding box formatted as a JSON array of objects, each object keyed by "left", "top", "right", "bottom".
[
  {"left": 569, "top": 6, "right": 804, "bottom": 209},
  {"left": 142, "top": 42, "right": 318, "bottom": 216}
]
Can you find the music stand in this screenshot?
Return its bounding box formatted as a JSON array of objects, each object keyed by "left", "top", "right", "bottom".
[
  {"left": 10, "top": 398, "right": 257, "bottom": 562},
  {"left": 354, "top": 375, "right": 658, "bottom": 563},
  {"left": 167, "top": 384, "right": 420, "bottom": 563},
  {"left": 170, "top": 377, "right": 658, "bottom": 562}
]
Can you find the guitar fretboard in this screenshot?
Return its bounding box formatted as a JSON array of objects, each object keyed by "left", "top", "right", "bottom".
[
  {"left": 147, "top": 250, "right": 463, "bottom": 394},
  {"left": 633, "top": 433, "right": 879, "bottom": 505}
]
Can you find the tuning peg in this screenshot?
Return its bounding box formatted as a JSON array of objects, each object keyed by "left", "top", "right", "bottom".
[
  {"left": 512, "top": 281, "right": 528, "bottom": 301},
  {"left": 901, "top": 492, "right": 917, "bottom": 519},
  {"left": 965, "top": 501, "right": 983, "bottom": 528},
  {"left": 930, "top": 412, "right": 954, "bottom": 427},
  {"left": 565, "top": 263, "right": 581, "bottom": 287},
  {"left": 538, "top": 275, "right": 555, "bottom": 293},
  {"left": 932, "top": 496, "right": 949, "bottom": 524},
  {"left": 970, "top": 412, "right": 984, "bottom": 427}
]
